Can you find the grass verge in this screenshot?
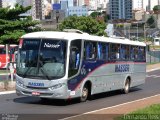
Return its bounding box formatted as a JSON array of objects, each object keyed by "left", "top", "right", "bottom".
[{"left": 115, "top": 104, "right": 160, "bottom": 120}]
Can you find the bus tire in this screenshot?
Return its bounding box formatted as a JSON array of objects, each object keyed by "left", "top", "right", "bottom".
[
  {"left": 123, "top": 78, "right": 130, "bottom": 94},
  {"left": 80, "top": 84, "right": 89, "bottom": 102}
]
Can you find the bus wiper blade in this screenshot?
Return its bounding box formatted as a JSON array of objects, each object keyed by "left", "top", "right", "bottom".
[
  {"left": 22, "top": 62, "right": 36, "bottom": 78},
  {"left": 40, "top": 68, "right": 51, "bottom": 80},
  {"left": 39, "top": 60, "right": 51, "bottom": 80}
]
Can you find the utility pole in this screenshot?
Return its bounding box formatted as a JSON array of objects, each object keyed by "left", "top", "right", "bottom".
[{"left": 137, "top": 23, "right": 139, "bottom": 41}]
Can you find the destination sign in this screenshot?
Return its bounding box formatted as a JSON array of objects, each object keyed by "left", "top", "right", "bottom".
[{"left": 43, "top": 43, "right": 60, "bottom": 48}]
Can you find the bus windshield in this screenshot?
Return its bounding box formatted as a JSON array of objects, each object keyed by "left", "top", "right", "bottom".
[{"left": 17, "top": 39, "right": 67, "bottom": 80}]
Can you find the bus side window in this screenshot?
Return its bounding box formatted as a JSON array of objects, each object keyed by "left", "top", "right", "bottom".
[
  {"left": 97, "top": 43, "right": 102, "bottom": 59},
  {"left": 138, "top": 47, "right": 146, "bottom": 62},
  {"left": 98, "top": 42, "right": 109, "bottom": 60},
  {"left": 85, "top": 41, "right": 97, "bottom": 60},
  {"left": 120, "top": 45, "right": 125, "bottom": 60},
  {"left": 68, "top": 40, "right": 81, "bottom": 77},
  {"left": 110, "top": 44, "right": 120, "bottom": 60},
  {"left": 134, "top": 47, "right": 139, "bottom": 61},
  {"left": 143, "top": 47, "right": 146, "bottom": 62},
  {"left": 105, "top": 43, "right": 109, "bottom": 60},
  {"left": 130, "top": 46, "right": 135, "bottom": 60},
  {"left": 125, "top": 45, "right": 130, "bottom": 60},
  {"left": 120, "top": 45, "right": 129, "bottom": 60}
]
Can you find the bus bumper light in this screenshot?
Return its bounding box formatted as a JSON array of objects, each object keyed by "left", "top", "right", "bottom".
[
  {"left": 49, "top": 83, "right": 65, "bottom": 90},
  {"left": 16, "top": 80, "right": 24, "bottom": 88}
]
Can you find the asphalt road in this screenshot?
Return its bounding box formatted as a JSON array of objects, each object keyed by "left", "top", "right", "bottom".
[{"left": 0, "top": 70, "right": 160, "bottom": 120}]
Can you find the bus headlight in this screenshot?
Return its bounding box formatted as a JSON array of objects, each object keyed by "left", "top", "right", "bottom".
[
  {"left": 16, "top": 80, "right": 24, "bottom": 88},
  {"left": 49, "top": 83, "right": 65, "bottom": 90}
]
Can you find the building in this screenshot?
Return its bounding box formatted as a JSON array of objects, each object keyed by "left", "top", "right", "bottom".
[
  {"left": 60, "top": 0, "right": 69, "bottom": 17},
  {"left": 132, "top": 0, "right": 160, "bottom": 12},
  {"left": 148, "top": 0, "right": 159, "bottom": 11},
  {"left": 106, "top": 2, "right": 110, "bottom": 14},
  {"left": 84, "top": 0, "right": 89, "bottom": 6},
  {"left": 109, "top": 0, "right": 132, "bottom": 20},
  {"left": 33, "top": 0, "right": 45, "bottom": 20},
  {"left": 68, "top": 6, "right": 88, "bottom": 16},
  {"left": 98, "top": 0, "right": 109, "bottom": 10},
  {"left": 51, "top": 0, "right": 60, "bottom": 3},
  {"left": 132, "top": 0, "right": 143, "bottom": 10},
  {"left": 89, "top": 0, "right": 98, "bottom": 10}
]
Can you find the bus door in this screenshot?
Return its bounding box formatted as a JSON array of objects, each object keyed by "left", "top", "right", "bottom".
[{"left": 68, "top": 40, "right": 82, "bottom": 78}]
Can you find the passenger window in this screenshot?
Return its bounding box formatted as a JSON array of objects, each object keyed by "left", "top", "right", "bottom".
[
  {"left": 85, "top": 41, "right": 97, "bottom": 60},
  {"left": 134, "top": 46, "right": 139, "bottom": 60},
  {"left": 68, "top": 40, "right": 81, "bottom": 77},
  {"left": 130, "top": 46, "right": 135, "bottom": 60},
  {"left": 110, "top": 44, "right": 120, "bottom": 60},
  {"left": 130, "top": 46, "right": 146, "bottom": 62},
  {"left": 120, "top": 45, "right": 130, "bottom": 60},
  {"left": 130, "top": 46, "right": 138, "bottom": 61},
  {"left": 138, "top": 47, "right": 146, "bottom": 62},
  {"left": 98, "top": 42, "right": 109, "bottom": 60}
]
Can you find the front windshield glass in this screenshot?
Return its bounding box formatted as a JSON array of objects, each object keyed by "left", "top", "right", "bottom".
[{"left": 17, "top": 39, "right": 67, "bottom": 80}]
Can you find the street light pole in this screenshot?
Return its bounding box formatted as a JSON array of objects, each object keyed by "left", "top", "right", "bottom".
[
  {"left": 137, "top": 23, "right": 138, "bottom": 41},
  {"left": 56, "top": 11, "right": 60, "bottom": 29}
]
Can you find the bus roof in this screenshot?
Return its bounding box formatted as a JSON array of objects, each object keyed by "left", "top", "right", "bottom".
[{"left": 21, "top": 31, "right": 146, "bottom": 47}]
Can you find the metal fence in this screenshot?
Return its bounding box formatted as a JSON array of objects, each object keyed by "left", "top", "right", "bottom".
[{"left": 147, "top": 51, "right": 160, "bottom": 63}]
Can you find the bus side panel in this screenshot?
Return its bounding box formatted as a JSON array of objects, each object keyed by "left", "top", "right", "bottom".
[
  {"left": 68, "top": 61, "right": 140, "bottom": 98},
  {"left": 130, "top": 63, "right": 146, "bottom": 87}
]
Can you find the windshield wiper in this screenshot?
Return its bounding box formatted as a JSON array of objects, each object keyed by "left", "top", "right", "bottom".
[
  {"left": 22, "top": 62, "right": 36, "bottom": 78},
  {"left": 39, "top": 60, "right": 51, "bottom": 80}
]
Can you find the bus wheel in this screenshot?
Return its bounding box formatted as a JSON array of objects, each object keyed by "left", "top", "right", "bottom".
[
  {"left": 80, "top": 84, "right": 89, "bottom": 102},
  {"left": 123, "top": 78, "right": 130, "bottom": 94}
]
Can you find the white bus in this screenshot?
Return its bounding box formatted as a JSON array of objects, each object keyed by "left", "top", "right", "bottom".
[{"left": 16, "top": 31, "right": 146, "bottom": 102}]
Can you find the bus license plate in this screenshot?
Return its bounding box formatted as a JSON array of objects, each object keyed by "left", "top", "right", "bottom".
[{"left": 32, "top": 92, "right": 40, "bottom": 96}]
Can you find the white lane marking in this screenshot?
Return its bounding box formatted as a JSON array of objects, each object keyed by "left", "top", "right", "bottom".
[
  {"left": 146, "top": 75, "right": 160, "bottom": 78},
  {"left": 59, "top": 94, "right": 160, "bottom": 120},
  {"left": 146, "top": 75, "right": 154, "bottom": 77},
  {"left": 147, "top": 68, "right": 160, "bottom": 72},
  {"left": 153, "top": 76, "right": 160, "bottom": 78},
  {"left": 147, "top": 75, "right": 157, "bottom": 77},
  {"left": 0, "top": 91, "right": 16, "bottom": 95}
]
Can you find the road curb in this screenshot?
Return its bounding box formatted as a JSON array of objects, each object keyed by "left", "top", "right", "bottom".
[{"left": 0, "top": 90, "right": 16, "bottom": 95}]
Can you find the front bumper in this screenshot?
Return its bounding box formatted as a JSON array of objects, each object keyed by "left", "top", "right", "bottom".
[{"left": 16, "top": 84, "right": 70, "bottom": 99}]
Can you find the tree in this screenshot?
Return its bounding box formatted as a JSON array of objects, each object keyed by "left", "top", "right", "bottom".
[
  {"left": 147, "top": 16, "right": 155, "bottom": 28},
  {"left": 0, "top": 4, "right": 40, "bottom": 44},
  {"left": 59, "top": 15, "right": 107, "bottom": 36},
  {"left": 90, "top": 11, "right": 109, "bottom": 23},
  {"left": 153, "top": 5, "right": 160, "bottom": 14},
  {"left": 90, "top": 12, "right": 102, "bottom": 19}
]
